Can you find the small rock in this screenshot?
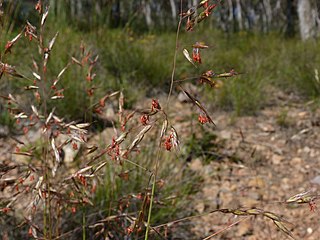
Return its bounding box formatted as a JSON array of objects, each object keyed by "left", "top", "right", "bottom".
[
  {"left": 290, "top": 157, "right": 303, "bottom": 166},
  {"left": 271, "top": 154, "right": 283, "bottom": 165},
  {"left": 219, "top": 130, "right": 231, "bottom": 139},
  {"left": 258, "top": 123, "right": 275, "bottom": 133},
  {"left": 0, "top": 126, "right": 9, "bottom": 138},
  {"left": 307, "top": 227, "right": 313, "bottom": 234},
  {"left": 303, "top": 146, "right": 311, "bottom": 153},
  {"left": 310, "top": 176, "right": 320, "bottom": 185},
  {"left": 194, "top": 201, "right": 205, "bottom": 213},
  {"left": 298, "top": 111, "right": 309, "bottom": 118},
  {"left": 248, "top": 177, "right": 266, "bottom": 188},
  {"left": 188, "top": 158, "right": 203, "bottom": 172},
  {"left": 236, "top": 220, "right": 252, "bottom": 236}
]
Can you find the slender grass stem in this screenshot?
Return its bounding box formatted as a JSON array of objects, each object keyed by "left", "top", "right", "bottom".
[
  {"left": 167, "top": 0, "right": 183, "bottom": 107},
  {"left": 202, "top": 216, "right": 249, "bottom": 240}
]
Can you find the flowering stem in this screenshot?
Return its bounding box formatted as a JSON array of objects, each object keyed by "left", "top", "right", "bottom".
[
  {"left": 167, "top": 0, "right": 183, "bottom": 106},
  {"left": 144, "top": 127, "right": 165, "bottom": 240},
  {"left": 202, "top": 216, "right": 249, "bottom": 240}
]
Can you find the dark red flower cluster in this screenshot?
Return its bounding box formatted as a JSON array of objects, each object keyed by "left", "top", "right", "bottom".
[
  {"left": 151, "top": 99, "right": 161, "bottom": 111},
  {"left": 198, "top": 114, "right": 210, "bottom": 124},
  {"left": 164, "top": 134, "right": 173, "bottom": 151},
  {"left": 140, "top": 114, "right": 149, "bottom": 125}
]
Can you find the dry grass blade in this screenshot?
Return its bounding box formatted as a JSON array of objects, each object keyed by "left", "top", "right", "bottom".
[
  {"left": 160, "top": 119, "right": 168, "bottom": 139},
  {"left": 93, "top": 162, "right": 107, "bottom": 174},
  {"left": 127, "top": 125, "right": 152, "bottom": 153},
  {"left": 71, "top": 57, "right": 82, "bottom": 66},
  {"left": 0, "top": 62, "right": 25, "bottom": 79},
  {"left": 48, "top": 32, "right": 59, "bottom": 51},
  {"left": 14, "top": 112, "right": 28, "bottom": 119},
  {"left": 45, "top": 108, "right": 55, "bottom": 125},
  {"left": 75, "top": 123, "right": 91, "bottom": 129},
  {"left": 51, "top": 138, "right": 61, "bottom": 176},
  {"left": 273, "top": 220, "right": 296, "bottom": 240},
  {"left": 215, "top": 208, "right": 295, "bottom": 239},
  {"left": 215, "top": 69, "right": 240, "bottom": 78},
  {"left": 202, "top": 216, "right": 249, "bottom": 240},
  {"left": 32, "top": 72, "right": 41, "bottom": 80},
  {"left": 52, "top": 63, "right": 71, "bottom": 87},
  {"left": 179, "top": 85, "right": 215, "bottom": 125},
  {"left": 286, "top": 191, "right": 315, "bottom": 204},
  {"left": 24, "top": 85, "right": 39, "bottom": 90},
  {"left": 51, "top": 138, "right": 61, "bottom": 164},
  {"left": 115, "top": 131, "right": 129, "bottom": 145},
  {"left": 170, "top": 126, "right": 180, "bottom": 151},
  {"left": 192, "top": 42, "right": 209, "bottom": 49},
  {"left": 4, "top": 32, "right": 23, "bottom": 54},
  {"left": 41, "top": 6, "right": 50, "bottom": 26},
  {"left": 13, "top": 152, "right": 33, "bottom": 157},
  {"left": 119, "top": 91, "right": 124, "bottom": 123},
  {"left": 183, "top": 49, "right": 196, "bottom": 67},
  {"left": 86, "top": 145, "right": 98, "bottom": 155}
]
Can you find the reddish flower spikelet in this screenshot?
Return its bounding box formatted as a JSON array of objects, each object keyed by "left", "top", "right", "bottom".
[
  {"left": 309, "top": 201, "right": 317, "bottom": 212},
  {"left": 87, "top": 88, "right": 94, "bottom": 96},
  {"left": 72, "top": 142, "right": 78, "bottom": 150},
  {"left": 192, "top": 48, "right": 201, "bottom": 63},
  {"left": 127, "top": 227, "right": 134, "bottom": 235},
  {"left": 5, "top": 41, "right": 13, "bottom": 53},
  {"left": 35, "top": 1, "right": 42, "bottom": 13},
  {"left": 140, "top": 114, "right": 149, "bottom": 125},
  {"left": 1, "top": 207, "right": 10, "bottom": 213},
  {"left": 19, "top": 177, "right": 24, "bottom": 184},
  {"left": 23, "top": 127, "right": 29, "bottom": 134},
  {"left": 198, "top": 114, "right": 209, "bottom": 124},
  {"left": 15, "top": 146, "right": 20, "bottom": 153},
  {"left": 35, "top": 91, "right": 41, "bottom": 102},
  {"left": 71, "top": 206, "right": 76, "bottom": 214},
  {"left": 77, "top": 174, "right": 87, "bottom": 186},
  {"left": 204, "top": 4, "right": 218, "bottom": 17},
  {"left": 108, "top": 137, "right": 121, "bottom": 160},
  {"left": 94, "top": 107, "right": 103, "bottom": 115},
  {"left": 164, "top": 135, "right": 173, "bottom": 151},
  {"left": 91, "top": 183, "right": 97, "bottom": 193},
  {"left": 151, "top": 99, "right": 161, "bottom": 111},
  {"left": 70, "top": 191, "right": 75, "bottom": 198},
  {"left": 86, "top": 74, "right": 92, "bottom": 82},
  {"left": 28, "top": 227, "right": 33, "bottom": 237}
]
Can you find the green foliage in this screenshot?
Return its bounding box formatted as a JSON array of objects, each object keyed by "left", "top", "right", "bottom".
[
  {"left": 96, "top": 29, "right": 173, "bottom": 92},
  {"left": 2, "top": 26, "right": 320, "bottom": 122},
  {"left": 92, "top": 146, "right": 200, "bottom": 238},
  {"left": 276, "top": 108, "right": 291, "bottom": 128}
]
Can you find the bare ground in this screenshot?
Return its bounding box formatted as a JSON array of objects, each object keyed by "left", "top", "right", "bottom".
[{"left": 1, "top": 88, "right": 320, "bottom": 239}]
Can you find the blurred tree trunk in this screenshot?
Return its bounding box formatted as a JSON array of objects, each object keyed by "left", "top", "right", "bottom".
[
  {"left": 285, "top": 0, "right": 295, "bottom": 37},
  {"left": 235, "top": 0, "right": 243, "bottom": 30},
  {"left": 263, "top": 0, "right": 272, "bottom": 31},
  {"left": 169, "top": 0, "right": 177, "bottom": 21},
  {"left": 142, "top": 0, "right": 153, "bottom": 28},
  {"left": 76, "top": 0, "right": 83, "bottom": 18},
  {"left": 111, "top": 0, "right": 120, "bottom": 27},
  {"left": 297, "top": 0, "right": 313, "bottom": 40}
]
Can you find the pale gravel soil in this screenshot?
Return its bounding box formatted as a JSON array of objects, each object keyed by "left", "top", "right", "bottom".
[{"left": 1, "top": 89, "right": 320, "bottom": 239}]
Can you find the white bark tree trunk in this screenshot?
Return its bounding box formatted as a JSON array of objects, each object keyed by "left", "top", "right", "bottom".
[
  {"left": 142, "top": 0, "right": 153, "bottom": 28},
  {"left": 297, "top": 0, "right": 313, "bottom": 41},
  {"left": 235, "top": 0, "right": 243, "bottom": 30},
  {"left": 169, "top": 0, "right": 177, "bottom": 21},
  {"left": 263, "top": 0, "right": 272, "bottom": 29}
]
